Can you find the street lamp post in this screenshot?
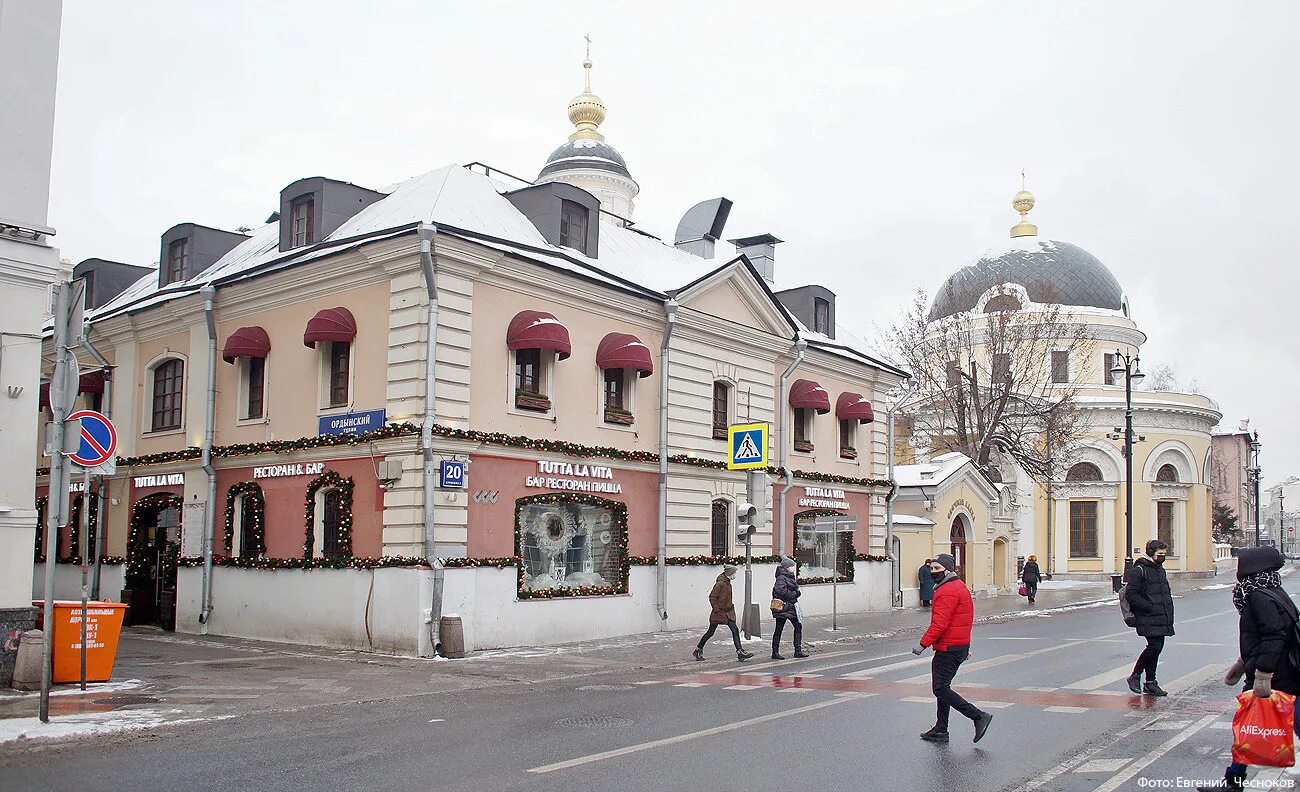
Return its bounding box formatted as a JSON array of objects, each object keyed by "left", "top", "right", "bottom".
[
  {"left": 1249, "top": 432, "right": 1262, "bottom": 547},
  {"left": 1110, "top": 350, "right": 1145, "bottom": 579}
]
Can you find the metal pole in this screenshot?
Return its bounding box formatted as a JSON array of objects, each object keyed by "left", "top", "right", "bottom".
[
  {"left": 831, "top": 521, "right": 839, "bottom": 631},
  {"left": 80, "top": 465, "right": 90, "bottom": 690},
  {"left": 40, "top": 281, "right": 74, "bottom": 723},
  {"left": 1123, "top": 359, "right": 1134, "bottom": 579},
  {"left": 743, "top": 534, "right": 754, "bottom": 639}
]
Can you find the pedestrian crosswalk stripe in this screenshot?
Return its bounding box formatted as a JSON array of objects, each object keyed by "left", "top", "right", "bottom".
[
  {"left": 1045, "top": 706, "right": 1090, "bottom": 713},
  {"left": 1073, "top": 759, "right": 1132, "bottom": 773},
  {"left": 674, "top": 682, "right": 709, "bottom": 688},
  {"left": 899, "top": 696, "right": 932, "bottom": 704},
  {"left": 1208, "top": 721, "right": 1232, "bottom": 730},
  {"left": 1144, "top": 719, "right": 1194, "bottom": 730},
  {"left": 972, "top": 700, "right": 1016, "bottom": 709},
  {"left": 634, "top": 680, "right": 663, "bottom": 685},
  {"left": 724, "top": 685, "right": 762, "bottom": 691},
  {"left": 775, "top": 687, "right": 813, "bottom": 693},
  {"left": 1022, "top": 686, "right": 1060, "bottom": 692},
  {"left": 1062, "top": 663, "right": 1137, "bottom": 691}
]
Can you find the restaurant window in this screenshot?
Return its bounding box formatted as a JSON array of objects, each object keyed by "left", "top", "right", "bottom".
[
  {"left": 1157, "top": 501, "right": 1175, "bottom": 553},
  {"left": 559, "top": 200, "right": 589, "bottom": 254},
  {"left": 290, "top": 194, "right": 316, "bottom": 247},
  {"left": 1065, "top": 462, "right": 1103, "bottom": 482},
  {"left": 1069, "top": 501, "right": 1099, "bottom": 557},
  {"left": 327, "top": 341, "right": 350, "bottom": 408},
  {"left": 320, "top": 489, "right": 343, "bottom": 559},
  {"left": 794, "top": 513, "right": 853, "bottom": 579},
  {"left": 164, "top": 238, "right": 189, "bottom": 285},
  {"left": 150, "top": 358, "right": 184, "bottom": 431},
  {"left": 793, "top": 408, "right": 813, "bottom": 452},
  {"left": 603, "top": 368, "right": 634, "bottom": 425},
  {"left": 1051, "top": 350, "right": 1070, "bottom": 384},
  {"left": 992, "top": 352, "right": 1011, "bottom": 384},
  {"left": 243, "top": 356, "right": 266, "bottom": 420},
  {"left": 712, "top": 381, "right": 731, "bottom": 439},
  {"left": 839, "top": 419, "right": 856, "bottom": 458},
  {"left": 518, "top": 497, "right": 625, "bottom": 594},
  {"left": 711, "top": 499, "right": 730, "bottom": 557},
  {"left": 513, "top": 348, "right": 556, "bottom": 413},
  {"left": 813, "top": 297, "right": 831, "bottom": 335},
  {"left": 233, "top": 492, "right": 264, "bottom": 559}
]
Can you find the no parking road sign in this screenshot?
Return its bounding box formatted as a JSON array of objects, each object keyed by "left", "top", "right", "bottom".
[{"left": 67, "top": 409, "right": 117, "bottom": 470}]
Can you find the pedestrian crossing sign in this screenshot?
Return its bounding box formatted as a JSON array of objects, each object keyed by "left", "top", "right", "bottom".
[{"left": 727, "top": 422, "right": 769, "bottom": 470}]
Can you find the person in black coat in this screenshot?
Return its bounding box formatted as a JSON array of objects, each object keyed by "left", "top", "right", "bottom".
[
  {"left": 918, "top": 559, "right": 935, "bottom": 607},
  {"left": 1126, "top": 539, "right": 1175, "bottom": 697},
  {"left": 771, "top": 557, "right": 806, "bottom": 660},
  {"left": 1199, "top": 547, "right": 1298, "bottom": 792},
  {"left": 1021, "top": 555, "right": 1042, "bottom": 605}
]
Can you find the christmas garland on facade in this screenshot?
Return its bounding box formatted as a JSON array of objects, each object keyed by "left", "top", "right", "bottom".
[
  {"left": 302, "top": 470, "right": 354, "bottom": 560},
  {"left": 223, "top": 481, "right": 266, "bottom": 558},
  {"left": 34, "top": 496, "right": 47, "bottom": 562},
  {"left": 126, "top": 492, "right": 183, "bottom": 582},
  {"left": 440, "top": 556, "right": 520, "bottom": 569},
  {"left": 514, "top": 492, "right": 630, "bottom": 599},
  {"left": 177, "top": 555, "right": 427, "bottom": 570},
  {"left": 82, "top": 421, "right": 890, "bottom": 490}
]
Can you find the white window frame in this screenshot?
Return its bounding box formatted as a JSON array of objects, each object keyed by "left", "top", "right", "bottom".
[
  {"left": 507, "top": 348, "right": 556, "bottom": 419},
  {"left": 237, "top": 356, "right": 269, "bottom": 424},
  {"left": 144, "top": 351, "right": 188, "bottom": 436},
  {"left": 231, "top": 493, "right": 247, "bottom": 558},
  {"left": 318, "top": 341, "right": 354, "bottom": 414},
  {"left": 310, "top": 486, "right": 338, "bottom": 559},
  {"left": 599, "top": 367, "right": 637, "bottom": 431},
  {"left": 792, "top": 406, "right": 815, "bottom": 455}
]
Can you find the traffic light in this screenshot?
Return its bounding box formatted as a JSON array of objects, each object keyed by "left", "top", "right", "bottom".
[{"left": 736, "top": 502, "right": 757, "bottom": 543}]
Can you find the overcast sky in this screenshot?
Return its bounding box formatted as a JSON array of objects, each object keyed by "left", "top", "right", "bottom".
[{"left": 48, "top": 1, "right": 1299, "bottom": 486}]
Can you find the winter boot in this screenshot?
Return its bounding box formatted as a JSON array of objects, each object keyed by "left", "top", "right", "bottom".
[
  {"left": 973, "top": 712, "right": 994, "bottom": 743},
  {"left": 919, "top": 727, "right": 949, "bottom": 743},
  {"left": 1126, "top": 673, "right": 1143, "bottom": 694},
  {"left": 1143, "top": 680, "right": 1168, "bottom": 697},
  {"left": 771, "top": 652, "right": 786, "bottom": 660},
  {"left": 737, "top": 649, "right": 753, "bottom": 661},
  {"left": 793, "top": 650, "right": 810, "bottom": 658},
  {"left": 692, "top": 647, "right": 704, "bottom": 661}
]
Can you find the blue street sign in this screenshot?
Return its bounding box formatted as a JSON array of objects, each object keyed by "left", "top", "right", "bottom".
[
  {"left": 727, "top": 422, "right": 768, "bottom": 470},
  {"left": 439, "top": 459, "right": 466, "bottom": 489},
  {"left": 318, "top": 408, "right": 386, "bottom": 437},
  {"left": 67, "top": 409, "right": 117, "bottom": 467}
]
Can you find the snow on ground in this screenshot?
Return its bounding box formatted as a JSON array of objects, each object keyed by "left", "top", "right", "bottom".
[
  {"left": 1036, "top": 579, "right": 1108, "bottom": 590},
  {"left": 2, "top": 679, "right": 144, "bottom": 700},
  {"left": 0, "top": 709, "right": 234, "bottom": 745},
  {"left": 1199, "top": 583, "right": 1232, "bottom": 590}
]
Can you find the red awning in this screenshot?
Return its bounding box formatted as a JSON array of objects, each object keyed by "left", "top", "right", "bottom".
[
  {"left": 223, "top": 326, "right": 272, "bottom": 364},
  {"left": 836, "top": 391, "right": 875, "bottom": 423},
  {"left": 39, "top": 371, "right": 107, "bottom": 409},
  {"left": 789, "top": 378, "right": 831, "bottom": 414},
  {"left": 507, "top": 310, "right": 571, "bottom": 360},
  {"left": 303, "top": 307, "right": 357, "bottom": 348},
  {"left": 596, "top": 333, "right": 653, "bottom": 377}
]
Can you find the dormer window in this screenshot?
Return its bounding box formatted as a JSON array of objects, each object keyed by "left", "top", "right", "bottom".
[
  {"left": 559, "top": 200, "right": 589, "bottom": 253},
  {"left": 814, "top": 297, "right": 831, "bottom": 335},
  {"left": 165, "top": 238, "right": 189, "bottom": 285},
  {"left": 290, "top": 194, "right": 316, "bottom": 248}
]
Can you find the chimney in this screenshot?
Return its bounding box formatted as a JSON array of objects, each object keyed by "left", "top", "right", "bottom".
[
  {"left": 729, "top": 233, "right": 782, "bottom": 286},
  {"left": 674, "top": 197, "right": 733, "bottom": 259}
]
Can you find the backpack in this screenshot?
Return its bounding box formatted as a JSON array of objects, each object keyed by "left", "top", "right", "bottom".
[{"left": 1117, "top": 565, "right": 1142, "bottom": 627}]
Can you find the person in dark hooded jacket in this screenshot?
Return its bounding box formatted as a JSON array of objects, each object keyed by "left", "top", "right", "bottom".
[
  {"left": 918, "top": 559, "right": 935, "bottom": 607},
  {"left": 693, "top": 565, "right": 754, "bottom": 662},
  {"left": 1126, "top": 539, "right": 1175, "bottom": 697},
  {"left": 1199, "top": 547, "right": 1300, "bottom": 792},
  {"left": 771, "top": 557, "right": 806, "bottom": 660}
]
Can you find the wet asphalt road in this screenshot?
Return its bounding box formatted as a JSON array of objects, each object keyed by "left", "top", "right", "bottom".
[{"left": 0, "top": 579, "right": 1287, "bottom": 792}]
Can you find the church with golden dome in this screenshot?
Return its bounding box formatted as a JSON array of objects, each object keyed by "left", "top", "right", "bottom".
[{"left": 903, "top": 188, "right": 1222, "bottom": 584}]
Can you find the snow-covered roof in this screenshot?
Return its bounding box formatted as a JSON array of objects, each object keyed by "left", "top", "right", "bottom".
[
  {"left": 892, "top": 514, "right": 936, "bottom": 526},
  {"left": 75, "top": 163, "right": 898, "bottom": 376},
  {"left": 893, "top": 452, "right": 972, "bottom": 488}
]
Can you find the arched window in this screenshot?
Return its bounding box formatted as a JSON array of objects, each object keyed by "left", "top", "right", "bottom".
[
  {"left": 304, "top": 471, "right": 353, "bottom": 560},
  {"left": 1065, "top": 462, "right": 1104, "bottom": 482},
  {"left": 710, "top": 499, "right": 731, "bottom": 556},
  {"left": 983, "top": 294, "right": 1022, "bottom": 313},
  {"left": 1156, "top": 464, "right": 1179, "bottom": 483}
]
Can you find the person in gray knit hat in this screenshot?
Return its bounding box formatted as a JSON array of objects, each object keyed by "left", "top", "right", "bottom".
[
  {"left": 694, "top": 565, "right": 753, "bottom": 662},
  {"left": 770, "top": 556, "right": 806, "bottom": 660}
]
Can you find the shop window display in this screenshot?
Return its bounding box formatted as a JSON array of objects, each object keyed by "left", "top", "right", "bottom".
[
  {"left": 518, "top": 497, "right": 624, "bottom": 592},
  {"left": 794, "top": 511, "right": 854, "bottom": 579}
]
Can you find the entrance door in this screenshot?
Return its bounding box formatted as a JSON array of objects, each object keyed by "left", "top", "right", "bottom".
[
  {"left": 993, "top": 539, "right": 1007, "bottom": 589},
  {"left": 127, "top": 496, "right": 180, "bottom": 627},
  {"left": 950, "top": 517, "right": 967, "bottom": 582}
]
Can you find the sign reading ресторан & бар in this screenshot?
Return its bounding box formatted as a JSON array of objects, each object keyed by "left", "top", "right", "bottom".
[
  {"left": 525, "top": 460, "right": 623, "bottom": 494},
  {"left": 254, "top": 462, "right": 326, "bottom": 479}
]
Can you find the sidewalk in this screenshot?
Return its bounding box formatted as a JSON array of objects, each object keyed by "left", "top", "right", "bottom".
[{"left": 0, "top": 571, "right": 1230, "bottom": 747}]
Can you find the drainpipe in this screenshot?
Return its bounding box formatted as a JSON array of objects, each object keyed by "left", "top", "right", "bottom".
[
  {"left": 776, "top": 335, "right": 807, "bottom": 556},
  {"left": 198, "top": 285, "right": 218, "bottom": 629},
  {"left": 884, "top": 390, "right": 906, "bottom": 607},
  {"left": 417, "top": 224, "right": 444, "bottom": 655},
  {"left": 82, "top": 326, "right": 112, "bottom": 600},
  {"left": 656, "top": 298, "right": 679, "bottom": 622}
]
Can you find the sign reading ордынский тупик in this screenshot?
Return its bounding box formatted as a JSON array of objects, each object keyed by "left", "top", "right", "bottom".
[{"left": 318, "top": 409, "right": 387, "bottom": 437}]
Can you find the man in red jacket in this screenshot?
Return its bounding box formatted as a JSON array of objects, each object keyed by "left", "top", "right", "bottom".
[{"left": 912, "top": 554, "right": 993, "bottom": 743}]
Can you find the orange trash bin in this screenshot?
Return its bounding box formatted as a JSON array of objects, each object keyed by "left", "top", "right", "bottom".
[{"left": 31, "top": 601, "right": 127, "bottom": 684}]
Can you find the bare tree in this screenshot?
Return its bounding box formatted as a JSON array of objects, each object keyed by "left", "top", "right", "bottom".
[{"left": 885, "top": 287, "right": 1096, "bottom": 483}]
